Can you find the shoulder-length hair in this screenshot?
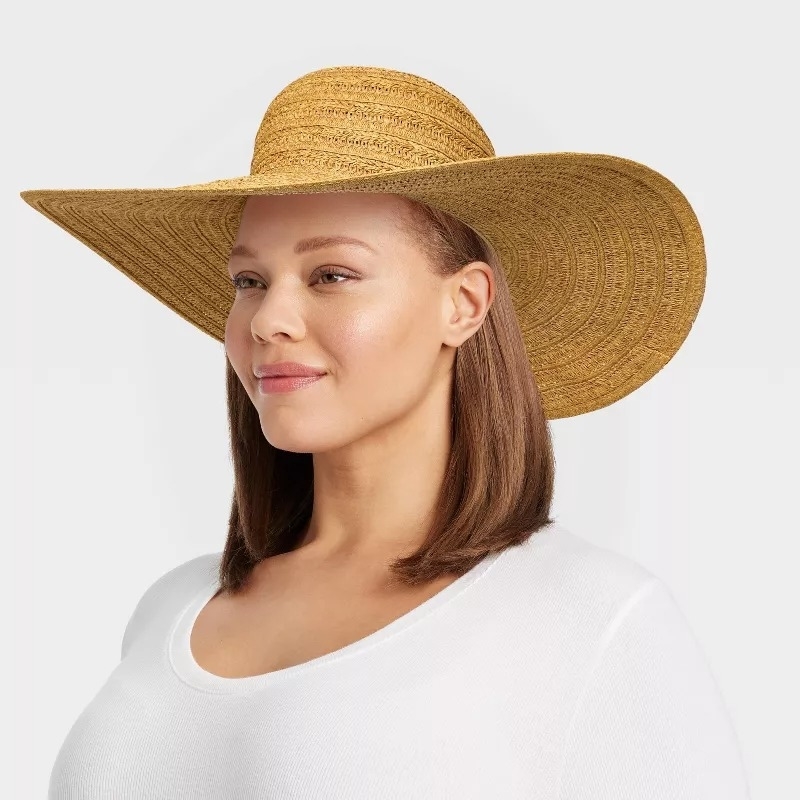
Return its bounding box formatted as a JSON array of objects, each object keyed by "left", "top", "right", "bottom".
[{"left": 217, "top": 195, "right": 555, "bottom": 594}]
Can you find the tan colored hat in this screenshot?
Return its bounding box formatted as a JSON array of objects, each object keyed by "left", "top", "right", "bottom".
[{"left": 19, "top": 64, "right": 705, "bottom": 419}]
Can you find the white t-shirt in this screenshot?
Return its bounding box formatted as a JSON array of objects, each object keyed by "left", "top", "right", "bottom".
[{"left": 47, "top": 522, "right": 751, "bottom": 799}]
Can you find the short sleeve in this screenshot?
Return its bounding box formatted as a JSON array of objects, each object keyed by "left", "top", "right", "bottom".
[{"left": 556, "top": 577, "right": 751, "bottom": 800}]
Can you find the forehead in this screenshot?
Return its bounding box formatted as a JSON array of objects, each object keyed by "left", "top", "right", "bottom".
[
  {"left": 238, "top": 192, "right": 410, "bottom": 235},
  {"left": 232, "top": 192, "right": 427, "bottom": 266}
]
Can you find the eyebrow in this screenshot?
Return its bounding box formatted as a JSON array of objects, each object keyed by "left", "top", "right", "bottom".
[{"left": 229, "top": 235, "right": 377, "bottom": 261}]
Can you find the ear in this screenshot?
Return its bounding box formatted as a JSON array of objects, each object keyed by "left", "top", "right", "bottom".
[{"left": 441, "top": 261, "right": 495, "bottom": 347}]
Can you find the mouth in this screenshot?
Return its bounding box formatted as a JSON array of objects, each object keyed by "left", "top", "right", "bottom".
[
  {"left": 253, "top": 363, "right": 327, "bottom": 379},
  {"left": 256, "top": 374, "right": 326, "bottom": 395}
]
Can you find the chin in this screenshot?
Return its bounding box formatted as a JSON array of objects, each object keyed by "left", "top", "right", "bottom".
[{"left": 259, "top": 423, "right": 341, "bottom": 455}]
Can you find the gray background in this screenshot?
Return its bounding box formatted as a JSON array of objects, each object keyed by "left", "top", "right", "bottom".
[{"left": 4, "top": 0, "right": 797, "bottom": 797}]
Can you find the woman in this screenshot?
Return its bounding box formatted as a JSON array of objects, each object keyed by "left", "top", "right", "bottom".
[{"left": 22, "top": 65, "right": 750, "bottom": 799}]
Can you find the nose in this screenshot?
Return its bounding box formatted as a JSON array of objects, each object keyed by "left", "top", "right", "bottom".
[{"left": 249, "top": 281, "right": 307, "bottom": 343}]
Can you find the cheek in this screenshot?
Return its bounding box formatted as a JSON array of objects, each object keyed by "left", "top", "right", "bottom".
[
  {"left": 326, "top": 292, "right": 439, "bottom": 387},
  {"left": 329, "top": 300, "right": 400, "bottom": 360},
  {"left": 224, "top": 307, "right": 253, "bottom": 386}
]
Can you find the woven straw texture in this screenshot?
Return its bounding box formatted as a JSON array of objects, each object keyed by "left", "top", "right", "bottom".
[{"left": 19, "top": 65, "right": 706, "bottom": 420}]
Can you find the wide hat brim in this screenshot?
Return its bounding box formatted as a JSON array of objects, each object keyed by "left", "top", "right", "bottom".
[{"left": 19, "top": 150, "right": 705, "bottom": 420}]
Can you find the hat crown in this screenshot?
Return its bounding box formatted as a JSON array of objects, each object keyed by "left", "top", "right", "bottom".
[{"left": 250, "top": 65, "right": 495, "bottom": 182}]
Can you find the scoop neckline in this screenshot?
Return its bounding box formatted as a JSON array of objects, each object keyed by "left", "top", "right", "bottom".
[{"left": 168, "top": 546, "right": 507, "bottom": 695}]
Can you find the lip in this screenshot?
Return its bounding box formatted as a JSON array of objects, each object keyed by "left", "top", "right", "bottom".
[
  {"left": 254, "top": 362, "right": 327, "bottom": 378},
  {"left": 257, "top": 374, "right": 325, "bottom": 394}
]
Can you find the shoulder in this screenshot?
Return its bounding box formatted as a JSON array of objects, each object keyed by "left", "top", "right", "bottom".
[
  {"left": 524, "top": 524, "right": 753, "bottom": 798},
  {"left": 555, "top": 573, "right": 751, "bottom": 798},
  {"left": 502, "top": 520, "right": 661, "bottom": 626},
  {"left": 120, "top": 551, "right": 222, "bottom": 659}
]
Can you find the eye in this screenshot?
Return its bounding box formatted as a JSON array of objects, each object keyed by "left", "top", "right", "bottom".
[
  {"left": 229, "top": 268, "right": 354, "bottom": 292},
  {"left": 314, "top": 267, "right": 353, "bottom": 285},
  {"left": 229, "top": 274, "right": 263, "bottom": 291}
]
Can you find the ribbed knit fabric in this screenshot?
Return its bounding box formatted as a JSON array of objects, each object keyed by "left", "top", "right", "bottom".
[{"left": 47, "top": 522, "right": 751, "bottom": 799}]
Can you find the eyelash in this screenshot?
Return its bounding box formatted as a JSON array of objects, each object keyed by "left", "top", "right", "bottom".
[{"left": 230, "top": 267, "right": 353, "bottom": 292}]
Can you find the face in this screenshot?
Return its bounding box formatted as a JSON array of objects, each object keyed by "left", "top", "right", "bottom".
[{"left": 224, "top": 192, "right": 466, "bottom": 455}]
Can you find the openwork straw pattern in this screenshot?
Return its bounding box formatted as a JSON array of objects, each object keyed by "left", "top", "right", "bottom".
[{"left": 19, "top": 65, "right": 705, "bottom": 419}]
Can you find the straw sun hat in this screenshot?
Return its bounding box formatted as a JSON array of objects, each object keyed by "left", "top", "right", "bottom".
[{"left": 20, "top": 64, "right": 705, "bottom": 420}]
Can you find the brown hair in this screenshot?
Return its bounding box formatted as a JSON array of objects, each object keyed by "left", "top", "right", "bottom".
[{"left": 217, "top": 196, "right": 556, "bottom": 595}]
